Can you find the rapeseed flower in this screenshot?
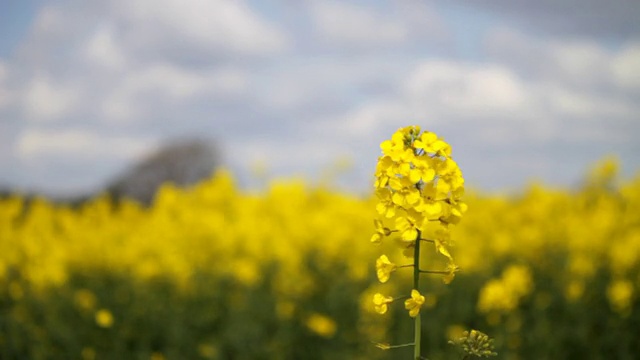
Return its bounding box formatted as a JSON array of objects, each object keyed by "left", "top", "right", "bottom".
[
  {"left": 477, "top": 264, "right": 533, "bottom": 313},
  {"left": 95, "top": 309, "right": 114, "bottom": 328},
  {"left": 443, "top": 261, "right": 460, "bottom": 285},
  {"left": 371, "top": 219, "right": 392, "bottom": 244},
  {"left": 404, "top": 289, "right": 425, "bottom": 318},
  {"left": 372, "top": 126, "right": 466, "bottom": 267},
  {"left": 607, "top": 279, "right": 634, "bottom": 315},
  {"left": 370, "top": 126, "right": 468, "bottom": 358},
  {"left": 449, "top": 329, "right": 497, "bottom": 358},
  {"left": 375, "top": 255, "right": 396, "bottom": 283},
  {"left": 373, "top": 293, "right": 394, "bottom": 314},
  {"left": 305, "top": 313, "right": 337, "bottom": 338},
  {"left": 395, "top": 216, "right": 419, "bottom": 241}
]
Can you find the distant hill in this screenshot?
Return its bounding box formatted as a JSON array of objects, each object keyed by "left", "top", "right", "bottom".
[{"left": 105, "top": 138, "right": 219, "bottom": 205}]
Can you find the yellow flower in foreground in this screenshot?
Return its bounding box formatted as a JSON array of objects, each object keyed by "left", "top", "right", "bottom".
[
  {"left": 434, "top": 239, "right": 454, "bottom": 262},
  {"left": 404, "top": 289, "right": 425, "bottom": 318},
  {"left": 373, "top": 293, "right": 394, "bottom": 314},
  {"left": 371, "top": 219, "right": 392, "bottom": 243},
  {"left": 395, "top": 216, "right": 419, "bottom": 241},
  {"left": 443, "top": 261, "right": 460, "bottom": 285},
  {"left": 375, "top": 255, "right": 397, "bottom": 283},
  {"left": 95, "top": 309, "right": 114, "bottom": 328}
]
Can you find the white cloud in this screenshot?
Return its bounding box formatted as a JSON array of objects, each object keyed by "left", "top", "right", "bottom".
[
  {"left": 396, "top": 1, "right": 449, "bottom": 41},
  {"left": 485, "top": 28, "right": 640, "bottom": 90},
  {"left": 337, "top": 49, "right": 639, "bottom": 146},
  {"left": 101, "top": 63, "right": 249, "bottom": 122},
  {"left": 17, "top": 128, "right": 156, "bottom": 161},
  {"left": 612, "top": 43, "right": 640, "bottom": 89},
  {"left": 23, "top": 75, "right": 79, "bottom": 122},
  {"left": 478, "top": 28, "right": 640, "bottom": 144},
  {"left": 0, "top": 61, "right": 10, "bottom": 110},
  {"left": 257, "top": 56, "right": 419, "bottom": 117},
  {"left": 545, "top": 85, "right": 638, "bottom": 119},
  {"left": 84, "top": 24, "right": 127, "bottom": 70},
  {"left": 310, "top": 1, "right": 408, "bottom": 47},
  {"left": 404, "top": 61, "right": 529, "bottom": 115},
  {"left": 549, "top": 42, "right": 611, "bottom": 86},
  {"left": 341, "top": 100, "right": 408, "bottom": 136},
  {"left": 31, "top": 6, "right": 66, "bottom": 37},
  {"left": 337, "top": 70, "right": 541, "bottom": 153},
  {"left": 341, "top": 60, "right": 534, "bottom": 136},
  {"left": 117, "top": 0, "right": 288, "bottom": 57}
]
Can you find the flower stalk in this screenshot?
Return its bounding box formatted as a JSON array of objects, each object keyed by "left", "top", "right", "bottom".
[
  {"left": 413, "top": 230, "right": 422, "bottom": 360},
  {"left": 369, "top": 125, "right": 475, "bottom": 359}
]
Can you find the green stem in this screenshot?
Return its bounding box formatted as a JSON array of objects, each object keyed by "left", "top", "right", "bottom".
[
  {"left": 413, "top": 230, "right": 421, "bottom": 360},
  {"left": 373, "top": 342, "right": 416, "bottom": 349},
  {"left": 419, "top": 269, "right": 449, "bottom": 275}
]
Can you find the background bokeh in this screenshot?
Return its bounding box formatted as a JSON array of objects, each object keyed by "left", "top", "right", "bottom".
[
  {"left": 1, "top": 1, "right": 639, "bottom": 359},
  {"left": 2, "top": 160, "right": 639, "bottom": 359}
]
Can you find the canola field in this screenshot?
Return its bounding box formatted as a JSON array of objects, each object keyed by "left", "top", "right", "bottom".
[{"left": 1, "top": 160, "right": 639, "bottom": 360}]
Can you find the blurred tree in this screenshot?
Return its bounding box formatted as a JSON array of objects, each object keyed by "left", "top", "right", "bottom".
[{"left": 106, "top": 138, "right": 219, "bottom": 205}]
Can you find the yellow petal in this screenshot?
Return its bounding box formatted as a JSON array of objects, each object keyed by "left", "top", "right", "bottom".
[
  {"left": 402, "top": 228, "right": 418, "bottom": 241},
  {"left": 435, "top": 240, "right": 453, "bottom": 261}
]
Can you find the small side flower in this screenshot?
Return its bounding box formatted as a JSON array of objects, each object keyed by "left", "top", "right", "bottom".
[
  {"left": 449, "top": 329, "right": 498, "bottom": 358},
  {"left": 375, "top": 255, "right": 397, "bottom": 283},
  {"left": 371, "top": 219, "right": 393, "bottom": 243},
  {"left": 404, "top": 289, "right": 425, "bottom": 318},
  {"left": 373, "top": 293, "right": 394, "bottom": 314}
]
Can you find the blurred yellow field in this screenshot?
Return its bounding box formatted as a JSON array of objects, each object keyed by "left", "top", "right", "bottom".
[{"left": 1, "top": 159, "right": 638, "bottom": 359}]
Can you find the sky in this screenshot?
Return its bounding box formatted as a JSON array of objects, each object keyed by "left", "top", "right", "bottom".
[{"left": 0, "top": 0, "right": 639, "bottom": 196}]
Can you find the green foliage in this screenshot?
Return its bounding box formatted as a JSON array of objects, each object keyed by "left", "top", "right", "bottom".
[{"left": 1, "top": 256, "right": 639, "bottom": 359}]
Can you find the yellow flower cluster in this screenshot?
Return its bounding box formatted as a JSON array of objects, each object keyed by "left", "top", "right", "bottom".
[
  {"left": 371, "top": 126, "right": 466, "bottom": 320},
  {"left": 607, "top": 279, "right": 634, "bottom": 315},
  {"left": 463, "top": 158, "right": 640, "bottom": 318},
  {"left": 0, "top": 171, "right": 376, "bottom": 298},
  {"left": 448, "top": 329, "right": 497, "bottom": 358},
  {"left": 372, "top": 126, "right": 465, "bottom": 274},
  {"left": 477, "top": 264, "right": 534, "bottom": 314}
]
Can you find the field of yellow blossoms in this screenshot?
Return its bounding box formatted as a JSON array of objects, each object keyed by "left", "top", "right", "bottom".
[{"left": 1, "top": 158, "right": 639, "bottom": 359}]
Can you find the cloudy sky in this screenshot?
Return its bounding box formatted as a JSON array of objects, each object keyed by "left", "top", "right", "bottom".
[{"left": 1, "top": 0, "right": 639, "bottom": 196}]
